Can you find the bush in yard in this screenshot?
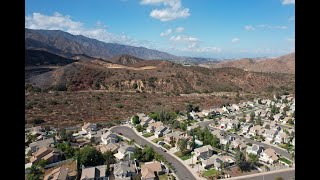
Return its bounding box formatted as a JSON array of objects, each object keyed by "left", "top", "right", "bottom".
[
  {"left": 136, "top": 124, "right": 143, "bottom": 132},
  {"left": 132, "top": 115, "right": 140, "bottom": 125}
]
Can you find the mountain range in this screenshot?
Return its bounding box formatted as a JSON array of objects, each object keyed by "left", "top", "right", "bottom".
[{"left": 200, "top": 53, "right": 295, "bottom": 74}]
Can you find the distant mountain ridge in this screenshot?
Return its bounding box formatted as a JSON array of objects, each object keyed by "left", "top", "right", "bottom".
[
  {"left": 202, "top": 53, "right": 295, "bottom": 74},
  {"left": 25, "top": 28, "right": 178, "bottom": 60}
]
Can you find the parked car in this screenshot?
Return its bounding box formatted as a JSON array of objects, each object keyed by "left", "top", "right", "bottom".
[{"left": 158, "top": 141, "right": 165, "bottom": 146}]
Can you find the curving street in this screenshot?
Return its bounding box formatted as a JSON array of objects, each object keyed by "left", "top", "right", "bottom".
[{"left": 111, "top": 126, "right": 197, "bottom": 180}]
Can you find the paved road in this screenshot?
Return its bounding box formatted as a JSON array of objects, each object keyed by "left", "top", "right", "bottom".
[
  {"left": 228, "top": 168, "right": 295, "bottom": 180},
  {"left": 197, "top": 121, "right": 292, "bottom": 159},
  {"left": 111, "top": 126, "right": 197, "bottom": 180}
]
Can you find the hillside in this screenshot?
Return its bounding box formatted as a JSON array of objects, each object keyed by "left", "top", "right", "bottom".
[
  {"left": 108, "top": 54, "right": 145, "bottom": 65},
  {"left": 25, "top": 49, "right": 76, "bottom": 66},
  {"left": 26, "top": 58, "right": 294, "bottom": 94},
  {"left": 203, "top": 53, "right": 295, "bottom": 74},
  {"left": 25, "top": 28, "right": 178, "bottom": 60}
]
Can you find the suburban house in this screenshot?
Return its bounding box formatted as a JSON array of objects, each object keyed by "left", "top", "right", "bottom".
[
  {"left": 230, "top": 138, "right": 247, "bottom": 150},
  {"left": 202, "top": 109, "right": 214, "bottom": 116},
  {"left": 29, "top": 138, "right": 55, "bottom": 153},
  {"left": 133, "top": 113, "right": 155, "bottom": 127},
  {"left": 211, "top": 130, "right": 225, "bottom": 140},
  {"left": 273, "top": 113, "right": 283, "bottom": 121},
  {"left": 187, "top": 124, "right": 199, "bottom": 131},
  {"left": 86, "top": 128, "right": 108, "bottom": 140},
  {"left": 80, "top": 165, "right": 108, "bottom": 180},
  {"left": 202, "top": 155, "right": 235, "bottom": 170},
  {"left": 263, "top": 129, "right": 279, "bottom": 141},
  {"left": 146, "top": 121, "right": 163, "bottom": 133},
  {"left": 30, "top": 126, "right": 46, "bottom": 136},
  {"left": 154, "top": 126, "right": 168, "bottom": 138},
  {"left": 101, "top": 132, "right": 118, "bottom": 145},
  {"left": 44, "top": 166, "right": 69, "bottom": 180},
  {"left": 222, "top": 106, "right": 229, "bottom": 114},
  {"left": 232, "top": 104, "right": 240, "bottom": 111},
  {"left": 291, "top": 137, "right": 295, "bottom": 146},
  {"left": 30, "top": 147, "right": 62, "bottom": 164},
  {"left": 255, "top": 110, "right": 262, "bottom": 117},
  {"left": 113, "top": 161, "right": 136, "bottom": 179},
  {"left": 141, "top": 161, "right": 163, "bottom": 180},
  {"left": 274, "top": 132, "right": 289, "bottom": 144},
  {"left": 242, "top": 123, "right": 253, "bottom": 134},
  {"left": 248, "top": 125, "right": 264, "bottom": 136},
  {"left": 114, "top": 145, "right": 136, "bottom": 160},
  {"left": 164, "top": 131, "right": 187, "bottom": 145},
  {"left": 281, "top": 117, "right": 292, "bottom": 124},
  {"left": 194, "top": 145, "right": 215, "bottom": 161},
  {"left": 246, "top": 144, "right": 264, "bottom": 155},
  {"left": 176, "top": 115, "right": 188, "bottom": 122},
  {"left": 259, "top": 148, "right": 279, "bottom": 164},
  {"left": 220, "top": 135, "right": 236, "bottom": 146},
  {"left": 96, "top": 143, "right": 119, "bottom": 153},
  {"left": 81, "top": 122, "right": 97, "bottom": 134}
]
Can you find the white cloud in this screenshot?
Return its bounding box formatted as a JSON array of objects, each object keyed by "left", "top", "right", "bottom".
[
  {"left": 282, "top": 0, "right": 295, "bottom": 5},
  {"left": 231, "top": 38, "right": 240, "bottom": 43},
  {"left": 245, "top": 24, "right": 287, "bottom": 31},
  {"left": 244, "top": 25, "right": 255, "bottom": 31},
  {"left": 175, "top": 27, "right": 184, "bottom": 33},
  {"left": 257, "top": 24, "right": 287, "bottom": 30},
  {"left": 140, "top": 0, "right": 190, "bottom": 21},
  {"left": 169, "top": 35, "right": 198, "bottom": 42},
  {"left": 25, "top": 12, "right": 153, "bottom": 48},
  {"left": 160, "top": 29, "right": 173, "bottom": 37}
]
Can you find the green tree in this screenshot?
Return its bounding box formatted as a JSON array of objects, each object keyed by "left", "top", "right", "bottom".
[
  {"left": 144, "top": 146, "right": 155, "bottom": 161},
  {"left": 180, "top": 122, "right": 188, "bottom": 131},
  {"left": 250, "top": 112, "right": 255, "bottom": 121},
  {"left": 79, "top": 146, "right": 104, "bottom": 166},
  {"left": 26, "top": 165, "right": 44, "bottom": 180},
  {"left": 177, "top": 138, "right": 188, "bottom": 154},
  {"left": 235, "top": 150, "right": 249, "bottom": 171},
  {"left": 136, "top": 124, "right": 143, "bottom": 132},
  {"left": 35, "top": 159, "right": 48, "bottom": 168},
  {"left": 103, "top": 150, "right": 116, "bottom": 174},
  {"left": 55, "top": 142, "right": 75, "bottom": 159},
  {"left": 248, "top": 153, "right": 258, "bottom": 167},
  {"left": 132, "top": 115, "right": 140, "bottom": 125}
]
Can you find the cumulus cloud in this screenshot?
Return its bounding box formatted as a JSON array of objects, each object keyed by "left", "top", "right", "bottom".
[
  {"left": 140, "top": 0, "right": 190, "bottom": 21},
  {"left": 282, "top": 0, "right": 295, "bottom": 5},
  {"left": 160, "top": 29, "right": 173, "bottom": 37},
  {"left": 25, "top": 12, "right": 153, "bottom": 48},
  {"left": 244, "top": 25, "right": 255, "bottom": 31},
  {"left": 175, "top": 27, "right": 184, "bottom": 33},
  {"left": 231, "top": 38, "right": 240, "bottom": 43}
]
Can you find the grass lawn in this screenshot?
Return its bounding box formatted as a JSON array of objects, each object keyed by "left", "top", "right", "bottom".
[
  {"left": 202, "top": 168, "right": 219, "bottom": 177},
  {"left": 143, "top": 132, "right": 154, "bottom": 138},
  {"left": 162, "top": 144, "right": 171, "bottom": 150},
  {"left": 159, "top": 174, "right": 169, "bottom": 180},
  {"left": 152, "top": 137, "right": 164, "bottom": 143},
  {"left": 279, "top": 157, "right": 292, "bottom": 165},
  {"left": 174, "top": 151, "right": 192, "bottom": 160}
]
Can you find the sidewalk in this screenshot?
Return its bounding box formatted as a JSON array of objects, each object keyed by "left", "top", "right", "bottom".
[{"left": 122, "top": 124, "right": 206, "bottom": 180}]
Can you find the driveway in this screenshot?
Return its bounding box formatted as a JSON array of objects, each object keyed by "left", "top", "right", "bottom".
[{"left": 111, "top": 126, "right": 197, "bottom": 180}]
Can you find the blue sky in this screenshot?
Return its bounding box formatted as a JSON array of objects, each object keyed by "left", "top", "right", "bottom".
[{"left": 25, "top": 0, "right": 295, "bottom": 58}]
